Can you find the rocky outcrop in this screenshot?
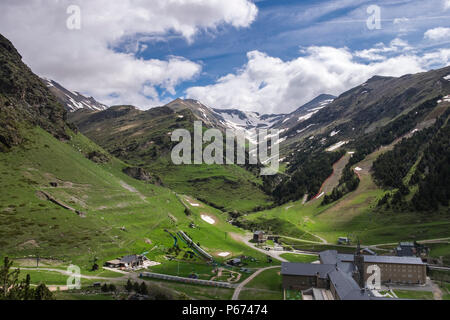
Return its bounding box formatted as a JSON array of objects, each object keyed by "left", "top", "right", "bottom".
[
  {"left": 122, "top": 166, "right": 161, "bottom": 185},
  {"left": 87, "top": 151, "right": 110, "bottom": 164}
]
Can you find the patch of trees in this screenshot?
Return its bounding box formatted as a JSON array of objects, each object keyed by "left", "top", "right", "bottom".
[
  {"left": 272, "top": 150, "right": 345, "bottom": 204},
  {"left": 348, "top": 96, "right": 441, "bottom": 167},
  {"left": 375, "top": 108, "right": 450, "bottom": 211},
  {"left": 322, "top": 97, "right": 441, "bottom": 206},
  {"left": 125, "top": 279, "right": 148, "bottom": 295},
  {"left": 322, "top": 165, "right": 360, "bottom": 205},
  {"left": 0, "top": 257, "right": 54, "bottom": 300},
  {"left": 372, "top": 124, "right": 439, "bottom": 189},
  {"left": 411, "top": 121, "right": 450, "bottom": 211},
  {"left": 125, "top": 279, "right": 173, "bottom": 300}
]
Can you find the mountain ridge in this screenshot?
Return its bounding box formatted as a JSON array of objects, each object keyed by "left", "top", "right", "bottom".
[{"left": 42, "top": 78, "right": 108, "bottom": 112}]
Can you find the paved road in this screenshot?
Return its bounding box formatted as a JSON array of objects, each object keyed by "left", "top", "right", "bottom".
[
  {"left": 231, "top": 266, "right": 280, "bottom": 300},
  {"left": 230, "top": 233, "right": 288, "bottom": 262}
]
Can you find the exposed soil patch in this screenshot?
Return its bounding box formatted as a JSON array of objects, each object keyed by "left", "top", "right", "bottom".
[
  {"left": 36, "top": 190, "right": 87, "bottom": 217},
  {"left": 18, "top": 239, "right": 40, "bottom": 249},
  {"left": 119, "top": 181, "right": 147, "bottom": 201},
  {"left": 311, "top": 153, "right": 351, "bottom": 201},
  {"left": 201, "top": 214, "right": 216, "bottom": 225}
]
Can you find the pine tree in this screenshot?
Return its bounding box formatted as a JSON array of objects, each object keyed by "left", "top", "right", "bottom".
[
  {"left": 34, "top": 283, "right": 54, "bottom": 300},
  {"left": 125, "top": 279, "right": 133, "bottom": 292},
  {"left": 139, "top": 282, "right": 148, "bottom": 295},
  {"left": 133, "top": 281, "right": 140, "bottom": 292},
  {"left": 0, "top": 257, "right": 20, "bottom": 300}
]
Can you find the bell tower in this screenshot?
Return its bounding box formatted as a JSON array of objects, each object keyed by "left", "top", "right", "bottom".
[{"left": 353, "top": 239, "right": 365, "bottom": 288}]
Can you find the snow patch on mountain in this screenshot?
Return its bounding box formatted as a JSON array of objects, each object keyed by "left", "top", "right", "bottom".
[
  {"left": 43, "top": 78, "right": 108, "bottom": 112},
  {"left": 298, "top": 111, "right": 319, "bottom": 122},
  {"left": 330, "top": 130, "right": 340, "bottom": 137},
  {"left": 326, "top": 141, "right": 349, "bottom": 152}
]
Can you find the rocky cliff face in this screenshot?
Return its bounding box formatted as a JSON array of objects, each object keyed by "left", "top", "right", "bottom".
[{"left": 0, "top": 33, "right": 69, "bottom": 151}]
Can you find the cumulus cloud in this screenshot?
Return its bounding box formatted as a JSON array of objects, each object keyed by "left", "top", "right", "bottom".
[
  {"left": 445, "top": 0, "right": 450, "bottom": 10},
  {"left": 422, "top": 49, "right": 450, "bottom": 67},
  {"left": 424, "top": 27, "right": 450, "bottom": 41},
  {"left": 0, "top": 0, "right": 257, "bottom": 108},
  {"left": 186, "top": 43, "right": 428, "bottom": 114}
]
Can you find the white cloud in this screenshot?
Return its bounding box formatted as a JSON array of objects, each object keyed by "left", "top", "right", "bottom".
[
  {"left": 445, "top": 0, "right": 450, "bottom": 10},
  {"left": 0, "top": 0, "right": 257, "bottom": 108},
  {"left": 186, "top": 44, "right": 432, "bottom": 114},
  {"left": 424, "top": 27, "right": 450, "bottom": 41},
  {"left": 422, "top": 49, "right": 450, "bottom": 67},
  {"left": 354, "top": 38, "right": 413, "bottom": 61},
  {"left": 393, "top": 17, "right": 409, "bottom": 25}
]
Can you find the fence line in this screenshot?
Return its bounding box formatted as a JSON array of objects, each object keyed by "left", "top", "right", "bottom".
[{"left": 139, "top": 272, "right": 236, "bottom": 288}]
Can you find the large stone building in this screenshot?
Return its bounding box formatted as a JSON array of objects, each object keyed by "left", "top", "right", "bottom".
[{"left": 282, "top": 247, "right": 427, "bottom": 300}]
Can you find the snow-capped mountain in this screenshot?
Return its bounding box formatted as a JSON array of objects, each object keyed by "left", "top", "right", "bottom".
[
  {"left": 212, "top": 108, "right": 284, "bottom": 131},
  {"left": 42, "top": 78, "right": 108, "bottom": 112},
  {"left": 165, "top": 98, "right": 283, "bottom": 132},
  {"left": 163, "top": 96, "right": 335, "bottom": 143},
  {"left": 272, "top": 94, "right": 336, "bottom": 130}
]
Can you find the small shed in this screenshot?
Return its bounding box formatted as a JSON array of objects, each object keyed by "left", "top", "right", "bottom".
[
  {"left": 104, "top": 259, "right": 122, "bottom": 268},
  {"left": 253, "top": 231, "right": 265, "bottom": 243}
]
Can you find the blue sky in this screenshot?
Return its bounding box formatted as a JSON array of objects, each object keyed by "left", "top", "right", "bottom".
[
  {"left": 1, "top": 0, "right": 449, "bottom": 113},
  {"left": 127, "top": 0, "right": 450, "bottom": 111}
]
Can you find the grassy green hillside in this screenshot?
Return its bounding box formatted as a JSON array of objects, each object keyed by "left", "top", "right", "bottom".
[
  {"left": 0, "top": 127, "right": 270, "bottom": 271},
  {"left": 69, "top": 106, "right": 272, "bottom": 213}
]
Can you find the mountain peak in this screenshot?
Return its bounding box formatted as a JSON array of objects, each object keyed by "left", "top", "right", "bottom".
[
  {"left": 42, "top": 78, "right": 108, "bottom": 112},
  {"left": 291, "top": 93, "right": 336, "bottom": 115}
]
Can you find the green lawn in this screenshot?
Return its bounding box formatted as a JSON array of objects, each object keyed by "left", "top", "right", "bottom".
[
  {"left": 279, "top": 253, "right": 319, "bottom": 263},
  {"left": 148, "top": 261, "right": 216, "bottom": 280},
  {"left": 438, "top": 282, "right": 450, "bottom": 300},
  {"left": 19, "top": 270, "right": 70, "bottom": 285},
  {"left": 285, "top": 290, "right": 303, "bottom": 300},
  {"left": 394, "top": 290, "right": 434, "bottom": 300},
  {"left": 238, "top": 267, "right": 283, "bottom": 300},
  {"left": 238, "top": 289, "right": 282, "bottom": 300}
]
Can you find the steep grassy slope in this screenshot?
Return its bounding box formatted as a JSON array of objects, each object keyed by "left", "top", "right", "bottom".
[
  {"left": 0, "top": 127, "right": 271, "bottom": 270},
  {"left": 69, "top": 105, "right": 272, "bottom": 213}
]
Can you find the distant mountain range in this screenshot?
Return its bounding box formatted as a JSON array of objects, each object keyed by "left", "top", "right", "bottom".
[
  {"left": 41, "top": 78, "right": 336, "bottom": 137},
  {"left": 1, "top": 31, "right": 450, "bottom": 280}
]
